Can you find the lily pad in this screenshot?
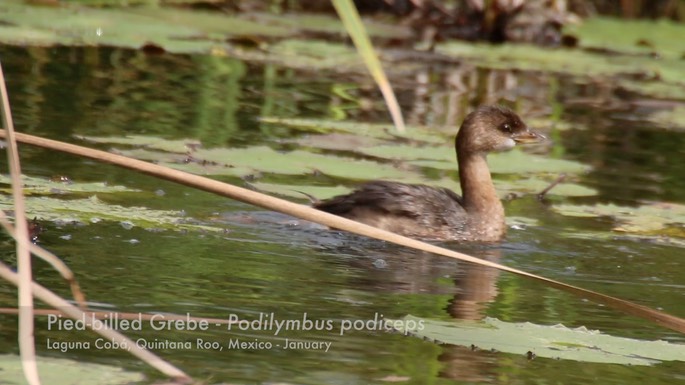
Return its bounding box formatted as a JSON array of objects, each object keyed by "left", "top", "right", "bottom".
[
  {"left": 0, "top": 1, "right": 214, "bottom": 52},
  {"left": 0, "top": 195, "right": 222, "bottom": 232},
  {"left": 389, "top": 315, "right": 685, "bottom": 366},
  {"left": 528, "top": 117, "right": 585, "bottom": 131},
  {"left": 288, "top": 133, "right": 389, "bottom": 152},
  {"left": 260, "top": 117, "right": 448, "bottom": 143},
  {"left": 250, "top": 12, "right": 413, "bottom": 39},
  {"left": 435, "top": 39, "right": 685, "bottom": 99},
  {"left": 553, "top": 201, "right": 685, "bottom": 237},
  {"left": 0, "top": 354, "right": 144, "bottom": 385},
  {"left": 194, "top": 146, "right": 411, "bottom": 180},
  {"left": 560, "top": 229, "right": 685, "bottom": 249},
  {"left": 0, "top": 1, "right": 364, "bottom": 57},
  {"left": 266, "top": 39, "right": 362, "bottom": 71},
  {"left": 82, "top": 135, "right": 414, "bottom": 180},
  {"left": 279, "top": 127, "right": 589, "bottom": 176},
  {"left": 77, "top": 135, "right": 201, "bottom": 153},
  {"left": 358, "top": 143, "right": 453, "bottom": 162},
  {"left": 437, "top": 40, "right": 650, "bottom": 78},
  {"left": 84, "top": 133, "right": 594, "bottom": 198},
  {"left": 251, "top": 173, "right": 594, "bottom": 207},
  {"left": 430, "top": 176, "right": 595, "bottom": 198},
  {"left": 618, "top": 80, "right": 685, "bottom": 100},
  {"left": 565, "top": 17, "right": 685, "bottom": 60},
  {"left": 0, "top": 1, "right": 407, "bottom": 60},
  {"left": 0, "top": 174, "right": 137, "bottom": 196},
  {"left": 127, "top": 7, "right": 292, "bottom": 38},
  {"left": 102, "top": 147, "right": 253, "bottom": 177},
  {"left": 409, "top": 149, "right": 589, "bottom": 175}
]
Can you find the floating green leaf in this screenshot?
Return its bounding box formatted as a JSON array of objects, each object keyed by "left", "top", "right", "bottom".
[
  {"left": 437, "top": 41, "right": 652, "bottom": 78},
  {"left": 195, "top": 146, "right": 411, "bottom": 180},
  {"left": 83, "top": 134, "right": 594, "bottom": 198},
  {"left": 0, "top": 174, "right": 137, "bottom": 196},
  {"left": 77, "top": 135, "right": 201, "bottom": 153},
  {"left": 410, "top": 149, "right": 589, "bottom": 175},
  {"left": 260, "top": 117, "right": 447, "bottom": 143},
  {"left": 0, "top": 195, "right": 222, "bottom": 232},
  {"left": 279, "top": 126, "right": 588, "bottom": 175},
  {"left": 0, "top": 0, "right": 411, "bottom": 71},
  {"left": 105, "top": 147, "right": 253, "bottom": 177},
  {"left": 288, "top": 133, "right": 389, "bottom": 152},
  {"left": 83, "top": 136, "right": 414, "bottom": 180},
  {"left": 266, "top": 39, "right": 362, "bottom": 71},
  {"left": 553, "top": 201, "right": 685, "bottom": 236},
  {"left": 0, "top": 354, "right": 144, "bottom": 385},
  {"left": 431, "top": 177, "right": 595, "bottom": 198},
  {"left": 560, "top": 229, "right": 685, "bottom": 248},
  {"left": 528, "top": 117, "right": 585, "bottom": 131},
  {"left": 435, "top": 38, "right": 685, "bottom": 100},
  {"left": 0, "top": 1, "right": 212, "bottom": 52},
  {"left": 283, "top": 128, "right": 589, "bottom": 175},
  {"left": 260, "top": 117, "right": 386, "bottom": 135},
  {"left": 617, "top": 80, "right": 685, "bottom": 100},
  {"left": 251, "top": 12, "right": 412, "bottom": 39},
  {"left": 565, "top": 17, "right": 685, "bottom": 59},
  {"left": 389, "top": 315, "right": 685, "bottom": 366},
  {"left": 128, "top": 7, "right": 292, "bottom": 38},
  {"left": 251, "top": 173, "right": 595, "bottom": 206}
]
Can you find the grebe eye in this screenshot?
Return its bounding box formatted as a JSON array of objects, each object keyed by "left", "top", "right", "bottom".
[{"left": 502, "top": 123, "right": 512, "bottom": 132}]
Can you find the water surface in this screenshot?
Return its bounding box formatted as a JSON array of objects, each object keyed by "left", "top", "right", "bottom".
[{"left": 0, "top": 45, "right": 684, "bottom": 384}]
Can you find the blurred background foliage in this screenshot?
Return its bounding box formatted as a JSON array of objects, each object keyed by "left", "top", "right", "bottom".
[{"left": 51, "top": 0, "right": 685, "bottom": 22}]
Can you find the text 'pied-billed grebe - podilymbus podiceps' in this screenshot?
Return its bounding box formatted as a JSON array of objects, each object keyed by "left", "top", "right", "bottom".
[{"left": 313, "top": 105, "right": 544, "bottom": 242}]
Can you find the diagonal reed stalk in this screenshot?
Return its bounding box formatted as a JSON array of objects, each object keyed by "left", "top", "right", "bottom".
[
  {"left": 0, "top": 259, "right": 191, "bottom": 381},
  {"left": 0, "top": 307, "right": 238, "bottom": 325},
  {"left": 0, "top": 61, "right": 40, "bottom": 385},
  {"left": 0, "top": 211, "right": 87, "bottom": 308},
  {"left": 0, "top": 129, "right": 683, "bottom": 334},
  {"left": 0, "top": 63, "right": 190, "bottom": 382}
]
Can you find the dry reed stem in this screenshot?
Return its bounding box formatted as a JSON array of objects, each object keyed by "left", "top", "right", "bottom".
[
  {"left": 1, "top": 130, "right": 684, "bottom": 334},
  {"left": 0, "top": 62, "right": 40, "bottom": 384},
  {"left": 0, "top": 308, "right": 238, "bottom": 325},
  {"left": 0, "top": 62, "right": 189, "bottom": 382},
  {"left": 0, "top": 211, "right": 87, "bottom": 308},
  {"left": 0, "top": 260, "right": 191, "bottom": 381}
]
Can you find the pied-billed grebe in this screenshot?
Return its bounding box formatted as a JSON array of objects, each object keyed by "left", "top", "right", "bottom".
[{"left": 314, "top": 105, "right": 544, "bottom": 241}]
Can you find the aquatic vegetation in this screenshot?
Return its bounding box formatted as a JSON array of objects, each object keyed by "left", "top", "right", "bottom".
[
  {"left": 0, "top": 2, "right": 684, "bottom": 385},
  {"left": 78, "top": 131, "right": 595, "bottom": 200},
  {"left": 390, "top": 315, "right": 685, "bottom": 366},
  {"left": 4, "top": 1, "right": 684, "bottom": 101},
  {"left": 0, "top": 0, "right": 406, "bottom": 64},
  {"left": 0, "top": 174, "right": 137, "bottom": 196},
  {"left": 0, "top": 195, "right": 223, "bottom": 232},
  {"left": 553, "top": 201, "right": 685, "bottom": 238},
  {"left": 0, "top": 354, "right": 144, "bottom": 385},
  {"left": 260, "top": 117, "right": 445, "bottom": 143},
  {"left": 565, "top": 17, "right": 685, "bottom": 59},
  {"left": 77, "top": 135, "right": 200, "bottom": 153}
]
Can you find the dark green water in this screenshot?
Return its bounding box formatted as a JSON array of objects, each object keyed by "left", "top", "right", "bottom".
[{"left": 0, "top": 46, "right": 684, "bottom": 384}]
